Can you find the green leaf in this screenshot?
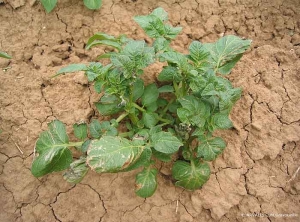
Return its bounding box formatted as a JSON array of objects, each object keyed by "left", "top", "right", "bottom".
[
  {"left": 211, "top": 113, "right": 233, "bottom": 129},
  {"left": 159, "top": 51, "right": 187, "bottom": 66},
  {"left": 83, "top": 0, "right": 102, "bottom": 10},
  {"left": 95, "top": 94, "right": 122, "bottom": 116},
  {"left": 150, "top": 131, "right": 183, "bottom": 154},
  {"left": 80, "top": 140, "right": 92, "bottom": 153},
  {"left": 85, "top": 62, "right": 103, "bottom": 81},
  {"left": 153, "top": 37, "right": 170, "bottom": 53},
  {"left": 63, "top": 157, "right": 89, "bottom": 184},
  {"left": 87, "top": 136, "right": 144, "bottom": 173},
  {"left": 158, "top": 85, "right": 174, "bottom": 93},
  {"left": 124, "top": 146, "right": 152, "bottom": 171},
  {"left": 219, "top": 88, "right": 242, "bottom": 112},
  {"left": 111, "top": 40, "right": 155, "bottom": 78},
  {"left": 157, "top": 66, "right": 182, "bottom": 82},
  {"left": 36, "top": 120, "right": 69, "bottom": 153},
  {"left": 152, "top": 149, "right": 172, "bottom": 162},
  {"left": 177, "top": 95, "right": 210, "bottom": 127},
  {"left": 41, "top": 0, "right": 57, "bottom": 13},
  {"left": 201, "top": 83, "right": 218, "bottom": 96},
  {"left": 189, "top": 41, "right": 210, "bottom": 62},
  {"left": 133, "top": 78, "right": 144, "bottom": 101},
  {"left": 31, "top": 120, "right": 73, "bottom": 177},
  {"left": 73, "top": 123, "right": 88, "bottom": 141},
  {"left": 164, "top": 25, "right": 182, "bottom": 39},
  {"left": 141, "top": 83, "right": 159, "bottom": 107},
  {"left": 0, "top": 51, "right": 11, "bottom": 59},
  {"left": 89, "top": 119, "right": 102, "bottom": 139},
  {"left": 85, "top": 33, "right": 121, "bottom": 50},
  {"left": 31, "top": 147, "right": 72, "bottom": 177},
  {"left": 54, "top": 64, "right": 87, "bottom": 78},
  {"left": 134, "top": 15, "right": 165, "bottom": 38},
  {"left": 204, "top": 35, "right": 251, "bottom": 74},
  {"left": 151, "top": 7, "right": 168, "bottom": 21},
  {"left": 189, "top": 75, "right": 207, "bottom": 93},
  {"left": 142, "top": 112, "right": 159, "bottom": 128},
  {"left": 145, "top": 101, "right": 158, "bottom": 112},
  {"left": 94, "top": 80, "right": 104, "bottom": 93},
  {"left": 99, "top": 121, "right": 118, "bottom": 136},
  {"left": 172, "top": 160, "right": 210, "bottom": 190},
  {"left": 197, "top": 137, "right": 226, "bottom": 161},
  {"left": 135, "top": 168, "right": 158, "bottom": 198},
  {"left": 89, "top": 119, "right": 118, "bottom": 139}
]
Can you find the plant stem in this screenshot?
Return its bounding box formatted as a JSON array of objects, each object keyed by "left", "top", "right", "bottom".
[
  {"left": 116, "top": 112, "right": 129, "bottom": 123},
  {"left": 133, "top": 103, "right": 146, "bottom": 112},
  {"left": 156, "top": 116, "right": 172, "bottom": 124},
  {"left": 68, "top": 141, "right": 84, "bottom": 147},
  {"left": 159, "top": 98, "right": 175, "bottom": 118}
]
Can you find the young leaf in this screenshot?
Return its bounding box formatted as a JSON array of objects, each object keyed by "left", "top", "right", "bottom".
[
  {"left": 85, "top": 62, "right": 103, "bottom": 81},
  {"left": 95, "top": 94, "right": 123, "bottom": 116},
  {"left": 134, "top": 15, "right": 165, "bottom": 38},
  {"left": 141, "top": 83, "right": 159, "bottom": 107},
  {"left": 157, "top": 66, "right": 182, "bottom": 82},
  {"left": 31, "top": 147, "right": 72, "bottom": 177},
  {"left": 219, "top": 88, "right": 242, "bottom": 112},
  {"left": 142, "top": 112, "right": 159, "bottom": 128},
  {"left": 86, "top": 32, "right": 121, "bottom": 50},
  {"left": 80, "top": 139, "right": 92, "bottom": 153},
  {"left": 204, "top": 35, "right": 251, "bottom": 74},
  {"left": 41, "top": 0, "right": 57, "bottom": 13},
  {"left": 0, "top": 51, "right": 11, "bottom": 59},
  {"left": 172, "top": 160, "right": 210, "bottom": 190},
  {"left": 83, "top": 0, "right": 102, "bottom": 10},
  {"left": 201, "top": 83, "right": 218, "bottom": 96},
  {"left": 211, "top": 113, "right": 233, "bottom": 130},
  {"left": 153, "top": 37, "right": 170, "bottom": 53},
  {"left": 54, "top": 64, "right": 87, "bottom": 78},
  {"left": 177, "top": 95, "right": 210, "bottom": 127},
  {"left": 158, "top": 85, "right": 174, "bottom": 93},
  {"left": 94, "top": 80, "right": 104, "bottom": 93},
  {"left": 188, "top": 41, "right": 210, "bottom": 62},
  {"left": 89, "top": 119, "right": 118, "bottom": 139},
  {"left": 98, "top": 121, "right": 118, "bottom": 136},
  {"left": 87, "top": 136, "right": 144, "bottom": 173},
  {"left": 63, "top": 157, "right": 89, "bottom": 184},
  {"left": 197, "top": 137, "right": 226, "bottom": 161},
  {"left": 151, "top": 7, "right": 168, "bottom": 21},
  {"left": 132, "top": 78, "right": 144, "bottom": 101},
  {"left": 89, "top": 119, "right": 102, "bottom": 139},
  {"left": 135, "top": 168, "right": 158, "bottom": 198},
  {"left": 73, "top": 123, "right": 88, "bottom": 141},
  {"left": 164, "top": 25, "right": 182, "bottom": 39},
  {"left": 150, "top": 131, "right": 183, "bottom": 154}
]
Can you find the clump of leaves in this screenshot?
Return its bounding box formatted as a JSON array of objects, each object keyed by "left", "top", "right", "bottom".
[
  {"left": 40, "top": 0, "right": 102, "bottom": 13},
  {"left": 31, "top": 8, "right": 251, "bottom": 197}
]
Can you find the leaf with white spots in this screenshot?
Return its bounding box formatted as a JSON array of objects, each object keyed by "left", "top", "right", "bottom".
[{"left": 87, "top": 136, "right": 144, "bottom": 173}]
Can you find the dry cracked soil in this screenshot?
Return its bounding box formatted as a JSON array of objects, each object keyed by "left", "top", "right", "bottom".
[{"left": 0, "top": 0, "right": 300, "bottom": 221}]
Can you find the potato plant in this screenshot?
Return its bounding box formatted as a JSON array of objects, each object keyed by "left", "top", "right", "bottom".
[
  {"left": 40, "top": 0, "right": 102, "bottom": 13},
  {"left": 31, "top": 8, "right": 251, "bottom": 197}
]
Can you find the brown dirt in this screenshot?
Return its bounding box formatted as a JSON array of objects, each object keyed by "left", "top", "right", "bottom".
[{"left": 0, "top": 0, "right": 300, "bottom": 221}]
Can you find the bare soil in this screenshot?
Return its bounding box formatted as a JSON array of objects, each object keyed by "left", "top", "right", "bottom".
[{"left": 0, "top": 0, "right": 300, "bottom": 221}]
